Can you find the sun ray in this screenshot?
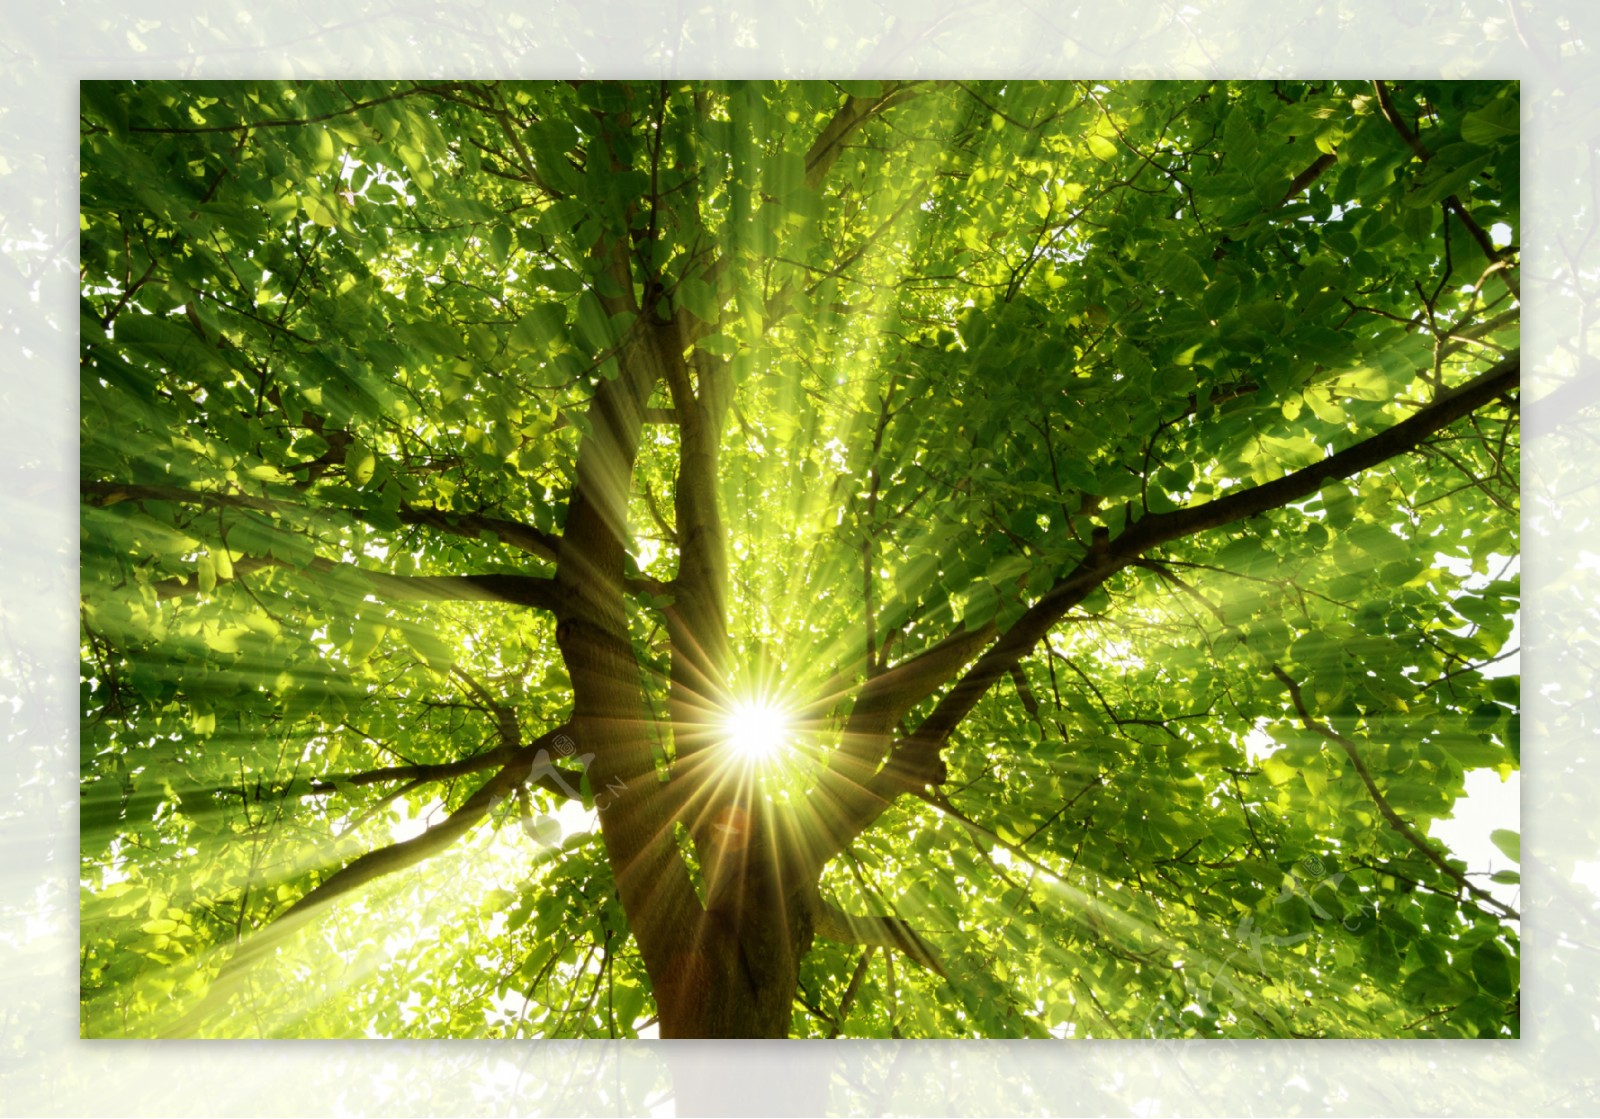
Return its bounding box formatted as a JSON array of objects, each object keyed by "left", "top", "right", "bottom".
[{"left": 719, "top": 698, "right": 794, "bottom": 764}]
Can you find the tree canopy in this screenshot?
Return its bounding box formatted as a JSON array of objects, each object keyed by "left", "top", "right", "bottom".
[{"left": 79, "top": 78, "right": 1520, "bottom": 1039}]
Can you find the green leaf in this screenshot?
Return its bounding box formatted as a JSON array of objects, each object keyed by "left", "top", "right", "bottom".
[
  {"left": 985, "top": 555, "right": 1032, "bottom": 585},
  {"left": 1302, "top": 390, "right": 1346, "bottom": 425},
  {"left": 488, "top": 224, "right": 514, "bottom": 264},
  {"left": 345, "top": 439, "right": 377, "bottom": 487},
  {"left": 1470, "top": 942, "right": 1515, "bottom": 999},
  {"left": 510, "top": 302, "right": 568, "bottom": 355},
  {"left": 1086, "top": 134, "right": 1118, "bottom": 161},
  {"left": 1113, "top": 342, "right": 1156, "bottom": 382},
  {"left": 1161, "top": 252, "right": 1207, "bottom": 299},
  {"left": 393, "top": 320, "right": 466, "bottom": 358},
  {"left": 675, "top": 275, "right": 720, "bottom": 324},
  {"left": 348, "top": 620, "right": 387, "bottom": 664},
  {"left": 1460, "top": 98, "right": 1519, "bottom": 146},
  {"left": 402, "top": 625, "right": 455, "bottom": 672}
]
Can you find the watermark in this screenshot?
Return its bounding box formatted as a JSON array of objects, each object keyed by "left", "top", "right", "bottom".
[
  {"left": 491, "top": 735, "right": 630, "bottom": 849},
  {"left": 529, "top": 745, "right": 590, "bottom": 801},
  {"left": 1139, "top": 854, "right": 1379, "bottom": 1036}
]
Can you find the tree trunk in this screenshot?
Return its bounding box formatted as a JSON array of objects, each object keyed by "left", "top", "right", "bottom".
[
  {"left": 653, "top": 807, "right": 814, "bottom": 1038},
  {"left": 654, "top": 919, "right": 802, "bottom": 1038}
]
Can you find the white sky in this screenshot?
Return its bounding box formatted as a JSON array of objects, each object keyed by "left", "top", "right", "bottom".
[
  {"left": 1429, "top": 768, "right": 1520, "bottom": 911},
  {"left": 1428, "top": 552, "right": 1521, "bottom": 913}
]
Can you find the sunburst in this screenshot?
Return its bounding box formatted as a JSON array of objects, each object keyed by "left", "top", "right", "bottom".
[{"left": 719, "top": 698, "right": 794, "bottom": 765}]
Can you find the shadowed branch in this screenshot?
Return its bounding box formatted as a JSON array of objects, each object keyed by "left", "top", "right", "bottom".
[
  {"left": 810, "top": 353, "right": 1519, "bottom": 863},
  {"left": 163, "top": 724, "right": 574, "bottom": 1037},
  {"left": 813, "top": 899, "right": 947, "bottom": 978}
]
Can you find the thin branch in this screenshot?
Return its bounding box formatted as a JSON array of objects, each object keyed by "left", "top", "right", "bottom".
[
  {"left": 164, "top": 725, "right": 572, "bottom": 1037},
  {"left": 1270, "top": 665, "right": 1518, "bottom": 921},
  {"left": 143, "top": 552, "right": 562, "bottom": 613},
  {"left": 804, "top": 82, "right": 932, "bottom": 189},
  {"left": 1416, "top": 647, "right": 1520, "bottom": 693},
  {"left": 125, "top": 87, "right": 433, "bottom": 136},
  {"left": 1280, "top": 152, "right": 1338, "bottom": 205},
  {"left": 825, "top": 948, "right": 876, "bottom": 1038},
  {"left": 307, "top": 743, "right": 585, "bottom": 803},
  {"left": 1371, "top": 81, "right": 1518, "bottom": 300}
]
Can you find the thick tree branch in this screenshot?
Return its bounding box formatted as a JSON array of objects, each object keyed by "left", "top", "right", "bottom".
[
  {"left": 361, "top": 570, "right": 562, "bottom": 612},
  {"left": 310, "top": 745, "right": 584, "bottom": 802},
  {"left": 804, "top": 82, "right": 930, "bottom": 190},
  {"left": 799, "top": 622, "right": 998, "bottom": 874},
  {"left": 1280, "top": 151, "right": 1338, "bottom": 205},
  {"left": 808, "top": 353, "right": 1519, "bottom": 864},
  {"left": 825, "top": 948, "right": 876, "bottom": 1038},
  {"left": 813, "top": 899, "right": 947, "bottom": 978},
  {"left": 841, "top": 623, "right": 999, "bottom": 742},
  {"left": 553, "top": 305, "right": 705, "bottom": 1015},
  {"left": 394, "top": 508, "right": 560, "bottom": 563},
  {"left": 143, "top": 551, "right": 562, "bottom": 613},
  {"left": 81, "top": 481, "right": 561, "bottom": 563},
  {"left": 658, "top": 349, "right": 735, "bottom": 771}
]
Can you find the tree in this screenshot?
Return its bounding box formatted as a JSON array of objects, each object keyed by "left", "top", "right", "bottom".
[{"left": 78, "top": 79, "right": 1521, "bottom": 1040}]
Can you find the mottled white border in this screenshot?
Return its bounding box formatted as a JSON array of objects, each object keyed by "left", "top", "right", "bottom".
[{"left": 3, "top": 2, "right": 1592, "bottom": 1115}]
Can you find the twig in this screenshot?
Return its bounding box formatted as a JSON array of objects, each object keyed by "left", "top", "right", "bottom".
[
  {"left": 825, "top": 948, "right": 876, "bottom": 1038},
  {"left": 1269, "top": 664, "right": 1518, "bottom": 920}
]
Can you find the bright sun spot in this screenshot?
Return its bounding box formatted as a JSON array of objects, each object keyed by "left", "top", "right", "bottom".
[{"left": 721, "top": 699, "right": 793, "bottom": 763}]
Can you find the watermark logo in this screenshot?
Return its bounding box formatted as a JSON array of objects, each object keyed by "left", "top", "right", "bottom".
[
  {"left": 1138, "top": 853, "right": 1380, "bottom": 1036},
  {"left": 529, "top": 746, "right": 590, "bottom": 802},
  {"left": 491, "top": 735, "right": 631, "bottom": 850}
]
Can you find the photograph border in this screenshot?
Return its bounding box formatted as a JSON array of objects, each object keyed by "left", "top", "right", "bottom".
[{"left": 3, "top": 1, "right": 1592, "bottom": 1114}]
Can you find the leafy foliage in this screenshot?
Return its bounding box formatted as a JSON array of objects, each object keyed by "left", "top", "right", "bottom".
[{"left": 80, "top": 79, "right": 1519, "bottom": 1038}]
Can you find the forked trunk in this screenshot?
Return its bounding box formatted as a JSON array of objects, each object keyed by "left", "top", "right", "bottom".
[
  {"left": 651, "top": 807, "right": 814, "bottom": 1038},
  {"left": 654, "top": 921, "right": 802, "bottom": 1038}
]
